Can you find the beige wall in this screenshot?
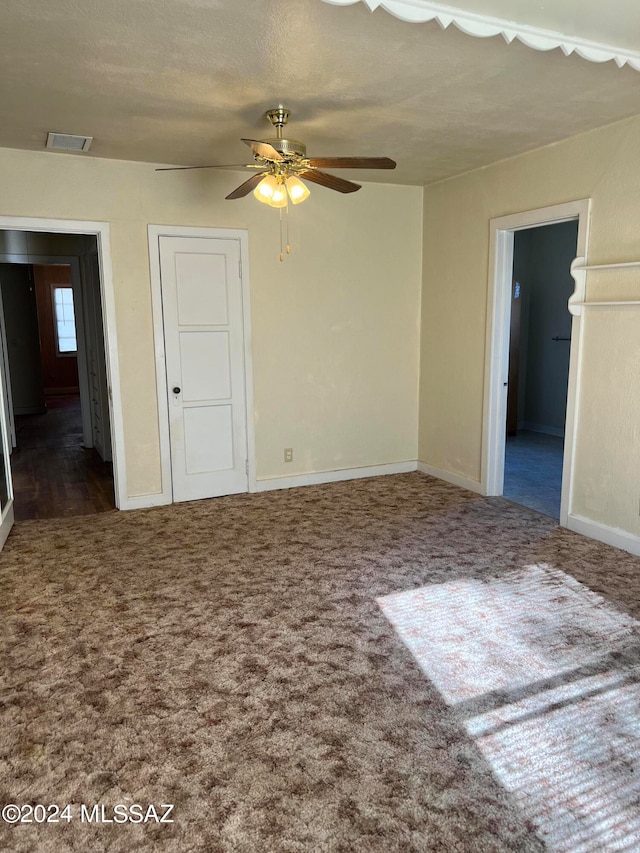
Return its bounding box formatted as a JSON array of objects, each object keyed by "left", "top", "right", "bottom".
[
  {"left": 0, "top": 147, "right": 423, "bottom": 497},
  {"left": 419, "top": 114, "right": 640, "bottom": 536}
]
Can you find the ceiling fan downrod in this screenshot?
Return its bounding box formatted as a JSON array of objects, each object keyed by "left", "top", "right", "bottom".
[{"left": 265, "top": 106, "right": 290, "bottom": 140}]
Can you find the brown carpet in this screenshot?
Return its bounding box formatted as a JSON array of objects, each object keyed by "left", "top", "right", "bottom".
[{"left": 0, "top": 472, "right": 639, "bottom": 852}]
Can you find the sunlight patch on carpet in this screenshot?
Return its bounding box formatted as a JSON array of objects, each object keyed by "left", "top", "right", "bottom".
[{"left": 377, "top": 564, "right": 640, "bottom": 852}]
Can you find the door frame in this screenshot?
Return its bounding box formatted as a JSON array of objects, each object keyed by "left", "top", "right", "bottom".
[
  {"left": 0, "top": 283, "right": 16, "bottom": 448},
  {"left": 0, "top": 310, "right": 14, "bottom": 546},
  {"left": 147, "top": 225, "right": 256, "bottom": 503},
  {"left": 481, "top": 199, "right": 591, "bottom": 526},
  {"left": 0, "top": 216, "right": 126, "bottom": 509}
]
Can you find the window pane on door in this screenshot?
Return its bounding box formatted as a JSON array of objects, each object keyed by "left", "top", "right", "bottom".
[{"left": 54, "top": 287, "right": 77, "bottom": 353}]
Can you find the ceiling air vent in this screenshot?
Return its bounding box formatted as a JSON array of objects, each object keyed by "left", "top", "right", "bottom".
[{"left": 46, "top": 132, "right": 93, "bottom": 152}]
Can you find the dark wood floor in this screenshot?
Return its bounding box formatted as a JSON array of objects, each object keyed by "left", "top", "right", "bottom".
[{"left": 11, "top": 396, "right": 115, "bottom": 521}]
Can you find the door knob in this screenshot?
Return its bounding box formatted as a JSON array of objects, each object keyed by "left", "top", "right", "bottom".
[{"left": 173, "top": 386, "right": 181, "bottom": 394}]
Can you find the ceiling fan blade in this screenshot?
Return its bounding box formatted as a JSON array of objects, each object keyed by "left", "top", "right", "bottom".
[
  {"left": 225, "top": 172, "right": 267, "bottom": 200},
  {"left": 241, "top": 138, "right": 283, "bottom": 161},
  {"left": 299, "top": 170, "right": 361, "bottom": 194},
  {"left": 155, "top": 164, "right": 260, "bottom": 172},
  {"left": 306, "top": 157, "right": 396, "bottom": 170}
]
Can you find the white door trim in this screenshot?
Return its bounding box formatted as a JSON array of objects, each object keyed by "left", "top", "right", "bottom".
[
  {"left": 147, "top": 225, "right": 256, "bottom": 503},
  {"left": 0, "top": 283, "right": 16, "bottom": 448},
  {"left": 0, "top": 301, "right": 14, "bottom": 546},
  {"left": 0, "top": 216, "right": 126, "bottom": 509},
  {"left": 481, "top": 199, "right": 591, "bottom": 527}
]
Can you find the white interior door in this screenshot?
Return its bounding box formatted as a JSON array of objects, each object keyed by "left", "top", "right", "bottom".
[{"left": 159, "top": 236, "right": 248, "bottom": 502}]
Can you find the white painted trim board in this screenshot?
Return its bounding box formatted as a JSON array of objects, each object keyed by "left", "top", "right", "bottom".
[
  {"left": 320, "top": 0, "right": 640, "bottom": 70},
  {"left": 0, "top": 216, "right": 127, "bottom": 510},
  {"left": 481, "top": 199, "right": 591, "bottom": 529},
  {"left": 255, "top": 461, "right": 417, "bottom": 492},
  {"left": 121, "top": 492, "right": 172, "bottom": 511},
  {"left": 417, "top": 461, "right": 483, "bottom": 494},
  {"left": 568, "top": 514, "right": 640, "bottom": 558}
]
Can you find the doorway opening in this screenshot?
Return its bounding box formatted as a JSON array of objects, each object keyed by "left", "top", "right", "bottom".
[
  {"left": 0, "top": 231, "right": 114, "bottom": 519},
  {"left": 503, "top": 220, "right": 579, "bottom": 518},
  {"left": 482, "top": 199, "right": 591, "bottom": 527}
]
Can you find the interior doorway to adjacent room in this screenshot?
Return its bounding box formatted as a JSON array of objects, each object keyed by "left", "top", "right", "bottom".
[
  {"left": 503, "top": 220, "right": 579, "bottom": 519},
  {"left": 482, "top": 199, "right": 590, "bottom": 528},
  {"left": 0, "top": 231, "right": 114, "bottom": 519}
]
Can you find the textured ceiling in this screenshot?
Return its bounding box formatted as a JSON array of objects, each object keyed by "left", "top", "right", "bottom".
[{"left": 2, "top": 0, "right": 640, "bottom": 185}]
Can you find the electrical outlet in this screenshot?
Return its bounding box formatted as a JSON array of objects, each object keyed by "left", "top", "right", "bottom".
[{"left": 284, "top": 448, "right": 293, "bottom": 463}]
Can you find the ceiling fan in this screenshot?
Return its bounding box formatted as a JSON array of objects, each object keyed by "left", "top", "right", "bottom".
[{"left": 156, "top": 106, "right": 396, "bottom": 204}]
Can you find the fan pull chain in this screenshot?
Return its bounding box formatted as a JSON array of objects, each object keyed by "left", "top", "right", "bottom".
[
  {"left": 278, "top": 199, "right": 292, "bottom": 262},
  {"left": 286, "top": 198, "right": 291, "bottom": 255},
  {"left": 279, "top": 207, "right": 284, "bottom": 262}
]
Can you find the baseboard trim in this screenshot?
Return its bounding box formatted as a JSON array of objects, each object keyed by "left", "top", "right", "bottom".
[
  {"left": 567, "top": 513, "right": 640, "bottom": 557},
  {"left": 0, "top": 504, "right": 14, "bottom": 549},
  {"left": 120, "top": 492, "right": 172, "bottom": 511},
  {"left": 14, "top": 406, "right": 47, "bottom": 416},
  {"left": 417, "top": 462, "right": 484, "bottom": 495},
  {"left": 120, "top": 462, "right": 419, "bottom": 507},
  {"left": 523, "top": 421, "right": 565, "bottom": 438},
  {"left": 45, "top": 387, "right": 80, "bottom": 396},
  {"left": 255, "top": 461, "right": 418, "bottom": 493}
]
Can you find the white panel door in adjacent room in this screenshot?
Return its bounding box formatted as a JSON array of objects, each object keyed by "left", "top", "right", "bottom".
[{"left": 159, "top": 236, "right": 248, "bottom": 502}]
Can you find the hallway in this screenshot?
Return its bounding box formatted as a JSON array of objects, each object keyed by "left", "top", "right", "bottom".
[
  {"left": 11, "top": 395, "right": 114, "bottom": 520},
  {"left": 503, "top": 430, "right": 564, "bottom": 519}
]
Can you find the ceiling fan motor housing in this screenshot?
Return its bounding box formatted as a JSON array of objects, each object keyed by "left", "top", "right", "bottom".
[
  {"left": 262, "top": 137, "right": 307, "bottom": 158},
  {"left": 263, "top": 106, "right": 307, "bottom": 159}
]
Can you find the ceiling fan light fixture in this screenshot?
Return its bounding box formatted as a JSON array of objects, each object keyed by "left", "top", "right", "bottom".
[
  {"left": 253, "top": 173, "right": 278, "bottom": 204},
  {"left": 286, "top": 176, "right": 310, "bottom": 205},
  {"left": 253, "top": 173, "right": 288, "bottom": 208},
  {"left": 268, "top": 181, "right": 288, "bottom": 209}
]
